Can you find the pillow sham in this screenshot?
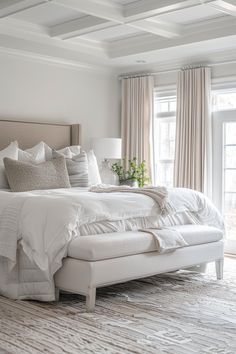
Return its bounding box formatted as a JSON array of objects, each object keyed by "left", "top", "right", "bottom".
[
  {"left": 0, "top": 141, "right": 18, "bottom": 189},
  {"left": 4, "top": 156, "right": 71, "bottom": 192},
  {"left": 53, "top": 150, "right": 89, "bottom": 187},
  {"left": 87, "top": 150, "right": 101, "bottom": 185},
  {"left": 18, "top": 141, "right": 46, "bottom": 163}
]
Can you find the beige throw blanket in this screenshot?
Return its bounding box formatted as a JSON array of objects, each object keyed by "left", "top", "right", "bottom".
[
  {"left": 139, "top": 228, "right": 188, "bottom": 253},
  {"left": 90, "top": 184, "right": 175, "bottom": 216}
]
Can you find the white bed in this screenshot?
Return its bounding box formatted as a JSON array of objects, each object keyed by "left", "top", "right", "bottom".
[{"left": 0, "top": 120, "right": 224, "bottom": 312}]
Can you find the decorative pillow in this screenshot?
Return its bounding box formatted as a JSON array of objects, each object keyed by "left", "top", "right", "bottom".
[
  {"left": 87, "top": 150, "right": 101, "bottom": 185},
  {"left": 44, "top": 143, "right": 81, "bottom": 160},
  {"left": 0, "top": 141, "right": 18, "bottom": 189},
  {"left": 53, "top": 150, "right": 89, "bottom": 187},
  {"left": 18, "top": 141, "right": 46, "bottom": 163},
  {"left": 4, "top": 157, "right": 71, "bottom": 192}
]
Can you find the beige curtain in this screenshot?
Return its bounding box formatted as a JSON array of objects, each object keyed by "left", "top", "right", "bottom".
[
  {"left": 121, "top": 75, "right": 154, "bottom": 177},
  {"left": 174, "top": 67, "right": 212, "bottom": 194}
]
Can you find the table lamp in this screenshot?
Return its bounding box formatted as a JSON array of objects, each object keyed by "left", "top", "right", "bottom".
[{"left": 92, "top": 138, "right": 122, "bottom": 185}]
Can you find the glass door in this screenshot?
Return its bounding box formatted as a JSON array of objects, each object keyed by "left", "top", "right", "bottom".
[
  {"left": 213, "top": 109, "right": 236, "bottom": 254},
  {"left": 223, "top": 121, "right": 236, "bottom": 254}
]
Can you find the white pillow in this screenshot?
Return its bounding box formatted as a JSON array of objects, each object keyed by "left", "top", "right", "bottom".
[
  {"left": 68, "top": 145, "right": 81, "bottom": 156},
  {"left": 18, "top": 141, "right": 46, "bottom": 163},
  {"left": 57, "top": 147, "right": 73, "bottom": 158},
  {"left": 87, "top": 150, "right": 101, "bottom": 185},
  {"left": 0, "top": 141, "right": 18, "bottom": 189}
]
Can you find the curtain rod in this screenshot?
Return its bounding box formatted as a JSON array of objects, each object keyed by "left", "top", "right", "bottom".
[{"left": 118, "top": 58, "right": 236, "bottom": 80}]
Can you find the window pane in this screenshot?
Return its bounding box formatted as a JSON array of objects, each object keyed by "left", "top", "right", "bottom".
[
  {"left": 155, "top": 162, "right": 174, "bottom": 188},
  {"left": 223, "top": 122, "right": 236, "bottom": 243},
  {"left": 212, "top": 91, "right": 236, "bottom": 111},
  {"left": 225, "top": 146, "right": 236, "bottom": 168},
  {"left": 225, "top": 214, "right": 236, "bottom": 241},
  {"left": 225, "top": 122, "right": 236, "bottom": 144},
  {"left": 225, "top": 170, "right": 236, "bottom": 192},
  {"left": 156, "top": 119, "right": 176, "bottom": 160},
  {"left": 154, "top": 93, "right": 176, "bottom": 187},
  {"left": 224, "top": 192, "right": 236, "bottom": 214},
  {"left": 169, "top": 100, "right": 177, "bottom": 112},
  {"left": 155, "top": 96, "right": 176, "bottom": 113}
]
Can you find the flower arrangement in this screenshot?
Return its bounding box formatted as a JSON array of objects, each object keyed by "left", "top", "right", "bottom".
[{"left": 111, "top": 157, "right": 149, "bottom": 187}]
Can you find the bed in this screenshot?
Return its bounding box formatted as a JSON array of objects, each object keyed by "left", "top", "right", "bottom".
[{"left": 0, "top": 120, "right": 224, "bottom": 312}]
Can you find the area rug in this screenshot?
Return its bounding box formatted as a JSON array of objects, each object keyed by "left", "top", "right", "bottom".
[{"left": 0, "top": 258, "right": 235, "bottom": 354}]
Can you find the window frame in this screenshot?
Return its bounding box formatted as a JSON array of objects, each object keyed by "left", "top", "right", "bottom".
[{"left": 153, "top": 89, "right": 177, "bottom": 187}]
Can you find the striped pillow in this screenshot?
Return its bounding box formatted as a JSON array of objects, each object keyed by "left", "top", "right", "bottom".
[{"left": 53, "top": 150, "right": 89, "bottom": 187}]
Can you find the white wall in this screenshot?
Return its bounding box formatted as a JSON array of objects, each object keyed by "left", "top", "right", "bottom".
[{"left": 0, "top": 53, "right": 120, "bottom": 149}]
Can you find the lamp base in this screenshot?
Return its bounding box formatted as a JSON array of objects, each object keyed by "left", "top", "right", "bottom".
[{"left": 100, "top": 160, "right": 119, "bottom": 185}]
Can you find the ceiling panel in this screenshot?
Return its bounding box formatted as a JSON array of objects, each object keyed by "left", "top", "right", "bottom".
[
  {"left": 80, "top": 24, "right": 144, "bottom": 42},
  {"left": 151, "top": 4, "right": 227, "bottom": 25},
  {"left": 11, "top": 2, "right": 86, "bottom": 27},
  {"left": 111, "top": 0, "right": 138, "bottom": 4}
]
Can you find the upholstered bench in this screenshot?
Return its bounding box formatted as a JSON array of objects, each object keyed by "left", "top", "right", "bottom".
[{"left": 55, "top": 225, "right": 224, "bottom": 311}]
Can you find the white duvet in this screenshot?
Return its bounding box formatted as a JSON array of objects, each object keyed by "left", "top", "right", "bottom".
[{"left": 0, "top": 187, "right": 224, "bottom": 301}]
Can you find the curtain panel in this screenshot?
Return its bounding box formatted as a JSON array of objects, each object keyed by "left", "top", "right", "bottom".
[
  {"left": 121, "top": 75, "right": 154, "bottom": 178},
  {"left": 174, "top": 67, "right": 212, "bottom": 195}
]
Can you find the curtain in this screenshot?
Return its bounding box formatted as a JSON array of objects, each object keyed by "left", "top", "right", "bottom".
[
  {"left": 121, "top": 75, "right": 154, "bottom": 178},
  {"left": 174, "top": 67, "right": 212, "bottom": 195}
]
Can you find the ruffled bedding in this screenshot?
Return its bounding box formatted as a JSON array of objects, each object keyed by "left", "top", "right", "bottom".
[{"left": 0, "top": 187, "right": 224, "bottom": 300}]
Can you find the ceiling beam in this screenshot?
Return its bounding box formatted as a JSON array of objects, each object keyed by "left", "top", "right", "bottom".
[
  {"left": 51, "top": 0, "right": 123, "bottom": 23},
  {"left": 128, "top": 19, "right": 182, "bottom": 38},
  {"left": 0, "top": 0, "right": 50, "bottom": 18},
  {"left": 208, "top": 0, "right": 236, "bottom": 16}
]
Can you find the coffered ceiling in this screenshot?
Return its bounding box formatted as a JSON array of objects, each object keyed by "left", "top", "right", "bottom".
[{"left": 1, "top": 0, "right": 236, "bottom": 72}]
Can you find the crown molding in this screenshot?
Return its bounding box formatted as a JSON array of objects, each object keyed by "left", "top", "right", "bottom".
[
  {"left": 116, "top": 47, "right": 236, "bottom": 76},
  {"left": 0, "top": 46, "right": 116, "bottom": 74}
]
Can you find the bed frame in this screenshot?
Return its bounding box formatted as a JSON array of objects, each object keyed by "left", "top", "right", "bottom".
[{"left": 0, "top": 119, "right": 224, "bottom": 312}]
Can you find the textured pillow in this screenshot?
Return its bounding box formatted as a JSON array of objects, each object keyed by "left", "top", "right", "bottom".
[
  {"left": 53, "top": 150, "right": 89, "bottom": 187},
  {"left": 87, "top": 150, "right": 101, "bottom": 185},
  {"left": 0, "top": 141, "right": 18, "bottom": 189},
  {"left": 4, "top": 157, "right": 71, "bottom": 192},
  {"left": 18, "top": 141, "right": 46, "bottom": 163}
]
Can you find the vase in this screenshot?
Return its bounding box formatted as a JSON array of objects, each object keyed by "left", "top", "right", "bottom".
[{"left": 119, "top": 179, "right": 139, "bottom": 187}]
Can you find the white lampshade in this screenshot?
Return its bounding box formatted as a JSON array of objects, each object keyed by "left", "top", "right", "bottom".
[{"left": 92, "top": 138, "right": 122, "bottom": 160}]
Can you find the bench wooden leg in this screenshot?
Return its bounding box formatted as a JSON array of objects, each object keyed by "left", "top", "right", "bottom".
[
  {"left": 55, "top": 287, "right": 60, "bottom": 301},
  {"left": 215, "top": 259, "right": 224, "bottom": 280},
  {"left": 86, "top": 287, "right": 96, "bottom": 312}
]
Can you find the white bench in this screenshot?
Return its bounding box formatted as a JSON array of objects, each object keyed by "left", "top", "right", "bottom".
[{"left": 55, "top": 225, "right": 224, "bottom": 311}]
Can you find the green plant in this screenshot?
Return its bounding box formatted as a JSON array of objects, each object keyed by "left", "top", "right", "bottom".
[{"left": 112, "top": 157, "right": 149, "bottom": 187}]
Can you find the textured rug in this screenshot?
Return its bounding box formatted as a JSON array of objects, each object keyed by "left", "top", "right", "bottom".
[{"left": 0, "top": 258, "right": 235, "bottom": 354}]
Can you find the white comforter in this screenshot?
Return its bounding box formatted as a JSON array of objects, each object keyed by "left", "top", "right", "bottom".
[{"left": 0, "top": 187, "right": 224, "bottom": 300}]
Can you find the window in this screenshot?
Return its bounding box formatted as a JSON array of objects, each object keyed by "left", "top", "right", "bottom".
[
  {"left": 154, "top": 92, "right": 176, "bottom": 187},
  {"left": 223, "top": 122, "right": 236, "bottom": 245},
  {"left": 212, "top": 88, "right": 236, "bottom": 254},
  {"left": 212, "top": 89, "right": 236, "bottom": 111}
]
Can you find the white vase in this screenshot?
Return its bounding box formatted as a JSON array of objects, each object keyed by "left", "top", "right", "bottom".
[{"left": 100, "top": 160, "right": 119, "bottom": 185}]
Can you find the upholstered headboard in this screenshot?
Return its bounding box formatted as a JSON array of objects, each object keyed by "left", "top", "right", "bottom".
[{"left": 0, "top": 120, "right": 81, "bottom": 150}]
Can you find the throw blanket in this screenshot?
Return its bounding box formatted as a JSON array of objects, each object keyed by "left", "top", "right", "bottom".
[
  {"left": 139, "top": 228, "right": 188, "bottom": 253},
  {"left": 90, "top": 185, "right": 174, "bottom": 216}
]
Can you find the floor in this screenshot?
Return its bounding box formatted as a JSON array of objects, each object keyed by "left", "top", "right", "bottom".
[{"left": 0, "top": 257, "right": 235, "bottom": 354}]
